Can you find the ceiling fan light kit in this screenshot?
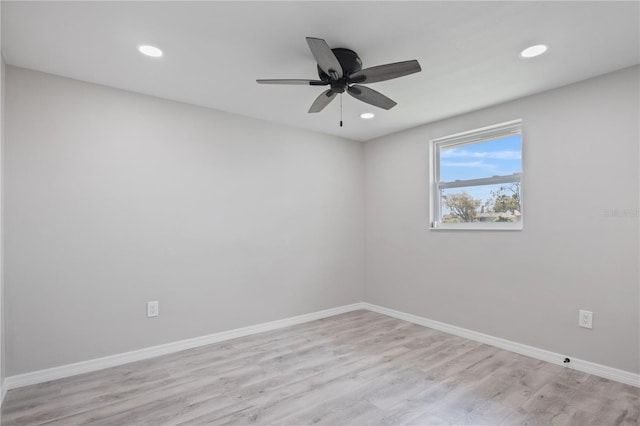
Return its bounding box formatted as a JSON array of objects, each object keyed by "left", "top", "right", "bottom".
[{"left": 257, "top": 37, "right": 422, "bottom": 124}]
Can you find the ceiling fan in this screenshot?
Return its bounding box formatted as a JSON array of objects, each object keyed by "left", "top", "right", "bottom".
[{"left": 257, "top": 37, "right": 422, "bottom": 115}]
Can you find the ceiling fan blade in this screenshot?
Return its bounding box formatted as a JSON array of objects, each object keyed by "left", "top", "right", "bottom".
[
  {"left": 349, "top": 60, "right": 421, "bottom": 84},
  {"left": 347, "top": 85, "right": 397, "bottom": 110},
  {"left": 256, "top": 79, "right": 328, "bottom": 86},
  {"left": 306, "top": 37, "right": 343, "bottom": 80},
  {"left": 308, "top": 89, "right": 337, "bottom": 113}
]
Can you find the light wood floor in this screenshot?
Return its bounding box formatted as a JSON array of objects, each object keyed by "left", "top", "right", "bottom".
[{"left": 2, "top": 310, "right": 638, "bottom": 425}]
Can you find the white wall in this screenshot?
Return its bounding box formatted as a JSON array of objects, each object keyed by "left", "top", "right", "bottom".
[
  {"left": 365, "top": 66, "right": 639, "bottom": 373},
  {"left": 4, "top": 67, "right": 365, "bottom": 376}
]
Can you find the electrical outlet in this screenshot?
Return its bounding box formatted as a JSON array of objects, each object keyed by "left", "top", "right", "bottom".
[
  {"left": 147, "top": 301, "right": 159, "bottom": 318},
  {"left": 579, "top": 309, "right": 592, "bottom": 329}
]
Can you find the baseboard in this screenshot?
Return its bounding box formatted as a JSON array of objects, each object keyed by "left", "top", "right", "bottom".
[
  {"left": 4, "top": 302, "right": 366, "bottom": 391},
  {"left": 363, "top": 303, "right": 640, "bottom": 388},
  {"left": 5, "top": 301, "right": 638, "bottom": 391}
]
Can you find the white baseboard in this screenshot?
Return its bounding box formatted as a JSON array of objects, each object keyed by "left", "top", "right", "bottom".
[
  {"left": 4, "top": 301, "right": 638, "bottom": 392},
  {"left": 4, "top": 302, "right": 366, "bottom": 391},
  {"left": 363, "top": 303, "right": 640, "bottom": 388}
]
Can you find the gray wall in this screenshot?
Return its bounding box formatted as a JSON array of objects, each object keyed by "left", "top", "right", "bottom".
[
  {"left": 4, "top": 67, "right": 365, "bottom": 375},
  {"left": 1, "top": 56, "right": 5, "bottom": 389},
  {"left": 364, "top": 66, "right": 639, "bottom": 373},
  {"left": 4, "top": 64, "right": 639, "bottom": 378},
  {"left": 1, "top": 30, "right": 5, "bottom": 391}
]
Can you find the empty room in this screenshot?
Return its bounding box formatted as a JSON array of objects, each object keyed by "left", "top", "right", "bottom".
[{"left": 0, "top": 1, "right": 638, "bottom": 425}]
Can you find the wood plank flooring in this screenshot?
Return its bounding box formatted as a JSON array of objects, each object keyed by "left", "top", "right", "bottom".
[{"left": 2, "top": 310, "right": 638, "bottom": 425}]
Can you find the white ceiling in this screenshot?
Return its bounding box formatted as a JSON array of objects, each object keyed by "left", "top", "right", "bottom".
[{"left": 2, "top": 1, "right": 639, "bottom": 141}]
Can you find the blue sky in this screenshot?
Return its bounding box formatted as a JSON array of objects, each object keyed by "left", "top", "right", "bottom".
[
  {"left": 439, "top": 134, "right": 522, "bottom": 213},
  {"left": 440, "top": 134, "right": 521, "bottom": 182}
]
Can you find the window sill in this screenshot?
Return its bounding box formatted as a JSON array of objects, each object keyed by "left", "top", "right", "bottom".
[{"left": 430, "top": 223, "right": 523, "bottom": 231}]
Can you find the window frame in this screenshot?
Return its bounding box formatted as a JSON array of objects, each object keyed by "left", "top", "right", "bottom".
[{"left": 430, "top": 119, "right": 523, "bottom": 231}]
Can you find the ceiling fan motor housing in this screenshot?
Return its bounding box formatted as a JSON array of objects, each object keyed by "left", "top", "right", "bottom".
[{"left": 318, "top": 48, "right": 362, "bottom": 93}]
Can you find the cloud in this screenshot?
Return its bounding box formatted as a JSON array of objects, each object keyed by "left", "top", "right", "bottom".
[
  {"left": 440, "top": 149, "right": 521, "bottom": 160},
  {"left": 441, "top": 161, "right": 496, "bottom": 169}
]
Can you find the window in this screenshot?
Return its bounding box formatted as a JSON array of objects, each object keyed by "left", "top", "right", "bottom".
[{"left": 430, "top": 120, "right": 523, "bottom": 230}]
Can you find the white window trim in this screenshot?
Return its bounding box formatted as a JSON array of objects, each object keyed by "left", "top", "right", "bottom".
[{"left": 430, "top": 119, "right": 523, "bottom": 231}]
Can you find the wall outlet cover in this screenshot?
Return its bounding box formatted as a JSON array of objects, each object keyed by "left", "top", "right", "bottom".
[
  {"left": 579, "top": 309, "right": 593, "bottom": 329},
  {"left": 147, "top": 301, "right": 159, "bottom": 318}
]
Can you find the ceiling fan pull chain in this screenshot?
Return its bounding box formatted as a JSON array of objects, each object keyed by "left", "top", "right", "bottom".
[{"left": 339, "top": 94, "right": 343, "bottom": 127}]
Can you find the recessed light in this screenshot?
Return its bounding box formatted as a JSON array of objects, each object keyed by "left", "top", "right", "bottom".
[
  {"left": 520, "top": 44, "right": 548, "bottom": 58},
  {"left": 360, "top": 113, "right": 375, "bottom": 119},
  {"left": 138, "top": 45, "right": 163, "bottom": 58}
]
